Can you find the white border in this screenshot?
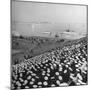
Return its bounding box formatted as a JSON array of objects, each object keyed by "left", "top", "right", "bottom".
[{"left": 0, "top": 0, "right": 89, "bottom": 90}]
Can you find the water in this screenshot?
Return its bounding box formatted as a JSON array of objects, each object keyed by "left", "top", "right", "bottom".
[{"left": 12, "top": 22, "right": 87, "bottom": 39}]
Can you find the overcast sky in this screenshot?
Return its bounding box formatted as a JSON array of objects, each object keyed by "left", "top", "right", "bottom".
[{"left": 12, "top": 0, "right": 87, "bottom": 39}]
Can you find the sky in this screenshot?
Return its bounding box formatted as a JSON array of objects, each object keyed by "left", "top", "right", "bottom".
[{"left": 12, "top": 0, "right": 87, "bottom": 39}]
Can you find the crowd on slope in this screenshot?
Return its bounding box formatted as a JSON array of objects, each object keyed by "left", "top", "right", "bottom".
[{"left": 11, "top": 39, "right": 87, "bottom": 89}]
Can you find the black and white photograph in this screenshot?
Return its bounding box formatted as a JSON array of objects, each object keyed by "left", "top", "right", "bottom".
[{"left": 11, "top": 0, "right": 88, "bottom": 89}]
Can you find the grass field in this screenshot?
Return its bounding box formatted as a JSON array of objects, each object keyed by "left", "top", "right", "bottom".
[{"left": 11, "top": 35, "right": 87, "bottom": 65}]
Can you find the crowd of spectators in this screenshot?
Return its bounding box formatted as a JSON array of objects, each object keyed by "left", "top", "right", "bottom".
[{"left": 11, "top": 37, "right": 87, "bottom": 89}]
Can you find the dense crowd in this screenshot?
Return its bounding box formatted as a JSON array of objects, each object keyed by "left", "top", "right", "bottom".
[{"left": 11, "top": 38, "right": 87, "bottom": 89}]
